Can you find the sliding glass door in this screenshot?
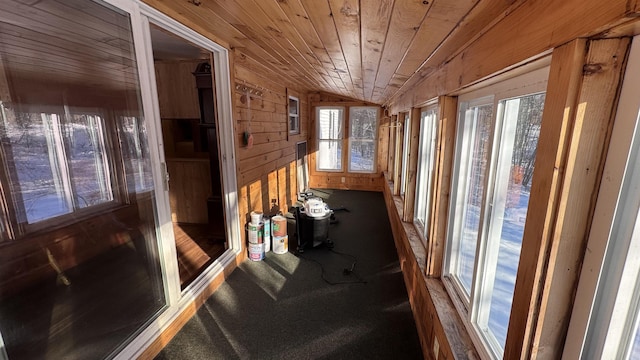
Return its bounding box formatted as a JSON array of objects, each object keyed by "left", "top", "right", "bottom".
[{"left": 0, "top": 0, "right": 167, "bottom": 358}]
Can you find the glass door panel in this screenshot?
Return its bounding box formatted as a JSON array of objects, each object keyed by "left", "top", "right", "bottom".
[{"left": 0, "top": 0, "right": 166, "bottom": 358}]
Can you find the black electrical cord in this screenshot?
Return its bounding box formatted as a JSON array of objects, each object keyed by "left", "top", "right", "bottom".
[
  {"left": 329, "top": 248, "right": 367, "bottom": 284},
  {"left": 297, "top": 250, "right": 367, "bottom": 285}
]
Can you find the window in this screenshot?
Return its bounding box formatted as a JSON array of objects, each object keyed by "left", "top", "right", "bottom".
[
  {"left": 0, "top": 106, "right": 117, "bottom": 226},
  {"left": 414, "top": 105, "right": 439, "bottom": 245},
  {"left": 564, "top": 36, "right": 640, "bottom": 360},
  {"left": 348, "top": 106, "right": 378, "bottom": 173},
  {"left": 444, "top": 68, "right": 548, "bottom": 358},
  {"left": 316, "top": 107, "right": 344, "bottom": 171},
  {"left": 289, "top": 95, "right": 300, "bottom": 134},
  {"left": 400, "top": 112, "right": 411, "bottom": 196}
]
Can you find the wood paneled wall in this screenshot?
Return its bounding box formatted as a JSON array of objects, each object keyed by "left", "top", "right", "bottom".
[
  {"left": 154, "top": 60, "right": 202, "bottom": 119},
  {"left": 233, "top": 50, "right": 307, "bottom": 251}
]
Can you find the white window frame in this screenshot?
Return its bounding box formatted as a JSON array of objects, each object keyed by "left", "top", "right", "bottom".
[
  {"left": 347, "top": 106, "right": 379, "bottom": 173},
  {"left": 414, "top": 103, "right": 439, "bottom": 247},
  {"left": 400, "top": 112, "right": 411, "bottom": 197},
  {"left": 564, "top": 35, "right": 640, "bottom": 360},
  {"left": 443, "top": 65, "right": 550, "bottom": 359},
  {"left": 316, "top": 106, "right": 344, "bottom": 172},
  {"left": 288, "top": 95, "right": 300, "bottom": 135}
]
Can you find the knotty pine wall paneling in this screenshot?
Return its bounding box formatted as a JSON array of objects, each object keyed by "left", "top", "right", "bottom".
[{"left": 233, "top": 50, "right": 308, "bottom": 252}]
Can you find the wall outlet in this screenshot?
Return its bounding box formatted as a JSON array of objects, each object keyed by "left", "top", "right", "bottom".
[
  {"left": 341, "top": 176, "right": 345, "bottom": 183},
  {"left": 433, "top": 337, "right": 439, "bottom": 360}
]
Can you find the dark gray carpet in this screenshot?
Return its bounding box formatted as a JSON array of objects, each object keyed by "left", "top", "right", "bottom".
[{"left": 156, "top": 189, "right": 423, "bottom": 359}]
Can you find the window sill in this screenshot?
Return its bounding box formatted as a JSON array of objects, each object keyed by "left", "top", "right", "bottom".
[{"left": 382, "top": 175, "right": 479, "bottom": 360}]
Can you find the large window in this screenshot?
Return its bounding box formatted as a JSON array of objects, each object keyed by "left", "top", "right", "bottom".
[
  {"left": 564, "top": 36, "right": 640, "bottom": 359},
  {"left": 348, "top": 106, "right": 378, "bottom": 173},
  {"left": 414, "top": 105, "right": 439, "bottom": 246},
  {"left": 400, "top": 112, "right": 411, "bottom": 196},
  {"left": 316, "top": 107, "right": 344, "bottom": 171},
  {"left": 444, "top": 68, "right": 548, "bottom": 358},
  {"left": 316, "top": 106, "right": 379, "bottom": 173}
]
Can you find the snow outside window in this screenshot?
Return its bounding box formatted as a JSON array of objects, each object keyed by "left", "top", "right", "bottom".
[
  {"left": 348, "top": 106, "right": 378, "bottom": 173},
  {"left": 444, "top": 67, "right": 548, "bottom": 359},
  {"left": 317, "top": 107, "right": 344, "bottom": 171}
]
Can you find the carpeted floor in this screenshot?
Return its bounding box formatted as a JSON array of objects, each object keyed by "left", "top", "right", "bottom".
[{"left": 155, "top": 189, "right": 423, "bottom": 359}]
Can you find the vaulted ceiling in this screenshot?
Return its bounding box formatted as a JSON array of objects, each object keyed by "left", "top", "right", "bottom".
[{"left": 145, "top": 0, "right": 519, "bottom": 106}]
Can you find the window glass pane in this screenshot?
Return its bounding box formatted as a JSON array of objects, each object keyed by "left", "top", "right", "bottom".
[
  {"left": 349, "top": 107, "right": 377, "bottom": 172},
  {"left": 0, "top": 1, "right": 166, "bottom": 359},
  {"left": 318, "top": 140, "right": 342, "bottom": 170},
  {"left": 317, "top": 108, "right": 343, "bottom": 171},
  {"left": 1, "top": 111, "right": 71, "bottom": 223},
  {"left": 415, "top": 108, "right": 438, "bottom": 234},
  {"left": 400, "top": 114, "right": 410, "bottom": 195},
  {"left": 457, "top": 104, "right": 493, "bottom": 294},
  {"left": 349, "top": 140, "right": 374, "bottom": 171},
  {"left": 487, "top": 93, "right": 544, "bottom": 347},
  {"left": 289, "top": 97, "right": 298, "bottom": 115},
  {"left": 64, "top": 113, "right": 114, "bottom": 208},
  {"left": 318, "top": 108, "right": 343, "bottom": 139}
]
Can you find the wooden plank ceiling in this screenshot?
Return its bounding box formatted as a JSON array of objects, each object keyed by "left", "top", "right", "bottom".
[
  {"left": 144, "top": 0, "right": 523, "bottom": 106},
  {"left": 0, "top": 0, "right": 525, "bottom": 107}
]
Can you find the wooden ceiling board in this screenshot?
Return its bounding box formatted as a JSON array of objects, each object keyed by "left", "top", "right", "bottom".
[
  {"left": 148, "top": 0, "right": 310, "bottom": 90},
  {"left": 387, "top": 0, "right": 526, "bottom": 106},
  {"left": 249, "top": 0, "right": 344, "bottom": 92},
  {"left": 301, "top": 0, "right": 356, "bottom": 98},
  {"left": 393, "top": 0, "right": 477, "bottom": 78},
  {"left": 275, "top": 0, "right": 348, "bottom": 92},
  {"left": 370, "top": 0, "right": 432, "bottom": 104},
  {"left": 213, "top": 0, "right": 334, "bottom": 91},
  {"left": 360, "top": 0, "right": 394, "bottom": 102},
  {"left": 328, "top": 0, "right": 363, "bottom": 100},
  {"left": 4, "top": 0, "right": 559, "bottom": 107}
]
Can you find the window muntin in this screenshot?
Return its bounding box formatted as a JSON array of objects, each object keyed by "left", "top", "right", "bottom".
[
  {"left": 414, "top": 106, "right": 438, "bottom": 245},
  {"left": 289, "top": 96, "right": 300, "bottom": 134},
  {"left": 317, "top": 107, "right": 344, "bottom": 171},
  {"left": 444, "top": 68, "right": 548, "bottom": 358},
  {"left": 400, "top": 113, "right": 411, "bottom": 196},
  {"left": 348, "top": 106, "right": 378, "bottom": 173}
]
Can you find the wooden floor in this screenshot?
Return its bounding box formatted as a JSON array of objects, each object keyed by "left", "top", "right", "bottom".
[{"left": 173, "top": 222, "right": 227, "bottom": 289}]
